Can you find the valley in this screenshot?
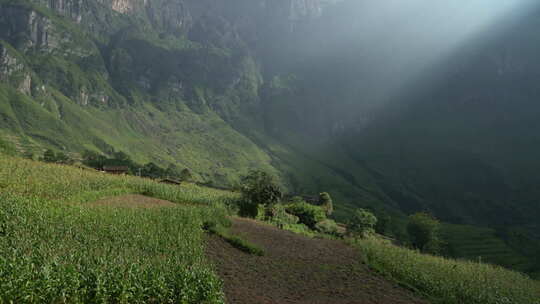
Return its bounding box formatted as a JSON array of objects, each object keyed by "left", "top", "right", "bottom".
[{"left": 1, "top": 0, "right": 540, "bottom": 293}]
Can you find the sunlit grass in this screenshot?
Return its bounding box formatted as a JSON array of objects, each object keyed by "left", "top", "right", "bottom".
[
  {"left": 0, "top": 156, "right": 240, "bottom": 205},
  {"left": 352, "top": 236, "right": 540, "bottom": 304},
  {"left": 0, "top": 155, "right": 240, "bottom": 303}
]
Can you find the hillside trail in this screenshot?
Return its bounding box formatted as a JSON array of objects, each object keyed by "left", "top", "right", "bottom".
[{"left": 206, "top": 217, "right": 429, "bottom": 304}]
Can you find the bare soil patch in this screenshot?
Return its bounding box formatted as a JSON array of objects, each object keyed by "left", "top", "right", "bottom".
[
  {"left": 206, "top": 217, "right": 429, "bottom": 304},
  {"left": 88, "top": 194, "right": 177, "bottom": 208}
]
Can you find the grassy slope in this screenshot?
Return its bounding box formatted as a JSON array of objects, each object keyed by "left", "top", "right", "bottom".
[
  {"left": 0, "top": 155, "right": 240, "bottom": 303},
  {"left": 0, "top": 83, "right": 278, "bottom": 184},
  {"left": 440, "top": 224, "right": 533, "bottom": 275},
  {"left": 0, "top": 0, "right": 282, "bottom": 186},
  {"left": 354, "top": 236, "right": 540, "bottom": 304},
  {"left": 0, "top": 0, "right": 387, "bottom": 215},
  {"left": 1, "top": 0, "right": 539, "bottom": 281}
]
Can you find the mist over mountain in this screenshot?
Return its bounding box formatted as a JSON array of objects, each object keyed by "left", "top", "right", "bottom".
[{"left": 1, "top": 0, "right": 540, "bottom": 277}]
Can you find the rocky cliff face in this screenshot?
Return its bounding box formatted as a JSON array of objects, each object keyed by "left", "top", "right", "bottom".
[
  {"left": 0, "top": 0, "right": 344, "bottom": 190},
  {"left": 31, "top": 0, "right": 83, "bottom": 21},
  {"left": 0, "top": 5, "right": 53, "bottom": 50}
]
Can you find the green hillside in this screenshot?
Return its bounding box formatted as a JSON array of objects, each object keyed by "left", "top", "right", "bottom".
[
  {"left": 0, "top": 154, "right": 240, "bottom": 303},
  {"left": 0, "top": 0, "right": 384, "bottom": 210},
  {"left": 1, "top": 0, "right": 540, "bottom": 281},
  {"left": 1, "top": 154, "right": 539, "bottom": 303},
  {"left": 441, "top": 224, "right": 532, "bottom": 275}
]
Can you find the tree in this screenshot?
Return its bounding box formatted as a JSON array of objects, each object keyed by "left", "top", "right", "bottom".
[
  {"left": 179, "top": 168, "right": 193, "bottom": 182},
  {"left": 319, "top": 192, "right": 333, "bottom": 216},
  {"left": 165, "top": 164, "right": 182, "bottom": 178},
  {"left": 113, "top": 151, "right": 130, "bottom": 162},
  {"left": 375, "top": 213, "right": 392, "bottom": 236},
  {"left": 239, "top": 170, "right": 282, "bottom": 217},
  {"left": 349, "top": 208, "right": 377, "bottom": 237},
  {"left": 286, "top": 202, "right": 326, "bottom": 228},
  {"left": 55, "top": 152, "right": 73, "bottom": 164},
  {"left": 41, "top": 149, "right": 57, "bottom": 163},
  {"left": 141, "top": 162, "right": 165, "bottom": 179},
  {"left": 407, "top": 212, "right": 441, "bottom": 253},
  {"left": 82, "top": 150, "right": 106, "bottom": 169}
]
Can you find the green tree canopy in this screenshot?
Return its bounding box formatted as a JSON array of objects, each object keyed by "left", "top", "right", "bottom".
[
  {"left": 349, "top": 208, "right": 378, "bottom": 237},
  {"left": 41, "top": 149, "right": 56, "bottom": 163},
  {"left": 238, "top": 170, "right": 282, "bottom": 217},
  {"left": 407, "top": 212, "right": 441, "bottom": 254},
  {"left": 319, "top": 192, "right": 333, "bottom": 216},
  {"left": 179, "top": 168, "right": 193, "bottom": 182}
]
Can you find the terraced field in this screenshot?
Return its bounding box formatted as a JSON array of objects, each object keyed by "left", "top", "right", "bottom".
[
  {"left": 0, "top": 155, "right": 237, "bottom": 303},
  {"left": 440, "top": 224, "right": 531, "bottom": 272}
]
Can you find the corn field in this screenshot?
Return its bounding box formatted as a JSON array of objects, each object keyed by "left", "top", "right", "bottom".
[{"left": 0, "top": 156, "right": 239, "bottom": 303}]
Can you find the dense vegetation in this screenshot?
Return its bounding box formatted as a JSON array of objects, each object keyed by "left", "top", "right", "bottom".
[
  {"left": 1, "top": 0, "right": 540, "bottom": 279},
  {"left": 353, "top": 237, "right": 540, "bottom": 304},
  {"left": 0, "top": 155, "right": 240, "bottom": 303},
  {"left": 232, "top": 169, "right": 540, "bottom": 303},
  {"left": 2, "top": 153, "right": 539, "bottom": 303}
]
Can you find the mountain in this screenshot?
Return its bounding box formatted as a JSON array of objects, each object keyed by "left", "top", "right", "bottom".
[
  {"left": 257, "top": 0, "right": 540, "bottom": 274},
  {"left": 0, "top": 0, "right": 343, "bottom": 190},
  {"left": 1, "top": 0, "right": 540, "bottom": 276},
  {"left": 0, "top": 0, "right": 389, "bottom": 217}
]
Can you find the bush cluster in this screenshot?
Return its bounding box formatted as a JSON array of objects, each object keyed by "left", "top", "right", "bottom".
[
  {"left": 267, "top": 204, "right": 299, "bottom": 226},
  {"left": 349, "top": 208, "right": 378, "bottom": 237},
  {"left": 81, "top": 150, "right": 194, "bottom": 181},
  {"left": 40, "top": 149, "right": 73, "bottom": 164},
  {"left": 285, "top": 202, "right": 327, "bottom": 229},
  {"left": 319, "top": 192, "right": 333, "bottom": 216},
  {"left": 407, "top": 212, "right": 441, "bottom": 253},
  {"left": 315, "top": 219, "right": 340, "bottom": 235},
  {"left": 238, "top": 170, "right": 282, "bottom": 217}
]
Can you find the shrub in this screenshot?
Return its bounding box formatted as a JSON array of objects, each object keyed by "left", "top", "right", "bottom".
[
  {"left": 282, "top": 223, "right": 316, "bottom": 238},
  {"left": 291, "top": 196, "right": 304, "bottom": 203},
  {"left": 180, "top": 168, "right": 194, "bottom": 182},
  {"left": 237, "top": 200, "right": 259, "bottom": 217},
  {"left": 319, "top": 192, "right": 333, "bottom": 216},
  {"left": 285, "top": 202, "right": 326, "bottom": 229},
  {"left": 41, "top": 149, "right": 56, "bottom": 163},
  {"left": 55, "top": 152, "right": 73, "bottom": 165},
  {"left": 239, "top": 170, "right": 282, "bottom": 217},
  {"left": 349, "top": 208, "right": 377, "bottom": 237},
  {"left": 223, "top": 197, "right": 241, "bottom": 215},
  {"left": 40, "top": 149, "right": 73, "bottom": 164},
  {"left": 315, "top": 219, "right": 340, "bottom": 235},
  {"left": 267, "top": 204, "right": 299, "bottom": 226},
  {"left": 374, "top": 213, "right": 392, "bottom": 236},
  {"left": 407, "top": 212, "right": 441, "bottom": 253},
  {"left": 255, "top": 204, "right": 267, "bottom": 221}
]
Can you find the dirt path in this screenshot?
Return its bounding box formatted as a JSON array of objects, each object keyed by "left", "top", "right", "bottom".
[
  {"left": 87, "top": 194, "right": 177, "bottom": 208},
  {"left": 206, "top": 217, "right": 429, "bottom": 304}
]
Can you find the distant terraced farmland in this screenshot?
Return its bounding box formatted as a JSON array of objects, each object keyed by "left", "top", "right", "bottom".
[{"left": 440, "top": 224, "right": 531, "bottom": 273}]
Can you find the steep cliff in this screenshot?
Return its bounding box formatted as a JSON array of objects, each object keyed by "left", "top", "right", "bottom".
[{"left": 0, "top": 0, "right": 368, "bottom": 204}]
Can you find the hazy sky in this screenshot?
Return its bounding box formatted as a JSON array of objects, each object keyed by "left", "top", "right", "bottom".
[{"left": 312, "top": 0, "right": 540, "bottom": 109}]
